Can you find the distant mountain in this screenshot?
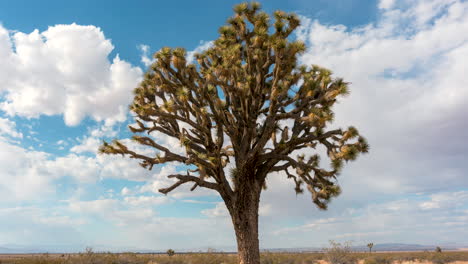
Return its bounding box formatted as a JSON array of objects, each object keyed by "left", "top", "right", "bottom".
[
  {"left": 0, "top": 246, "right": 40, "bottom": 254},
  {"left": 352, "top": 243, "right": 456, "bottom": 252},
  {"left": 262, "top": 243, "right": 464, "bottom": 253},
  {"left": 262, "top": 247, "right": 321, "bottom": 253},
  {"left": 0, "top": 244, "right": 115, "bottom": 254},
  {"left": 0, "top": 243, "right": 466, "bottom": 254}
]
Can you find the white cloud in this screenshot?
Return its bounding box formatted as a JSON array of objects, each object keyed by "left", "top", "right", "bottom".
[
  {"left": 246, "top": 0, "right": 468, "bottom": 247},
  {"left": 0, "top": 129, "right": 214, "bottom": 199},
  {"left": 0, "top": 23, "right": 142, "bottom": 126},
  {"left": 1, "top": 0, "right": 468, "bottom": 250},
  {"left": 70, "top": 137, "right": 101, "bottom": 154},
  {"left": 56, "top": 139, "right": 67, "bottom": 145},
  {"left": 123, "top": 195, "right": 169, "bottom": 207},
  {"left": 272, "top": 218, "right": 339, "bottom": 236},
  {"left": 201, "top": 202, "right": 229, "bottom": 218},
  {"left": 419, "top": 191, "right": 468, "bottom": 210},
  {"left": 296, "top": 0, "right": 468, "bottom": 196},
  {"left": 0, "top": 140, "right": 57, "bottom": 201},
  {"left": 182, "top": 199, "right": 218, "bottom": 204},
  {"left": 379, "top": 0, "right": 396, "bottom": 9},
  {"left": 45, "top": 154, "right": 102, "bottom": 183},
  {"left": 138, "top": 44, "right": 154, "bottom": 67},
  {"left": 0, "top": 198, "right": 234, "bottom": 250},
  {"left": 67, "top": 198, "right": 159, "bottom": 227},
  {"left": 0, "top": 206, "right": 86, "bottom": 246},
  {"left": 0, "top": 117, "right": 22, "bottom": 139},
  {"left": 71, "top": 124, "right": 119, "bottom": 154},
  {"left": 121, "top": 187, "right": 132, "bottom": 196},
  {"left": 0, "top": 134, "right": 155, "bottom": 202},
  {"left": 89, "top": 125, "right": 118, "bottom": 138},
  {"left": 69, "top": 199, "right": 119, "bottom": 215},
  {"left": 186, "top": 40, "right": 213, "bottom": 63},
  {"left": 263, "top": 191, "right": 468, "bottom": 247}
]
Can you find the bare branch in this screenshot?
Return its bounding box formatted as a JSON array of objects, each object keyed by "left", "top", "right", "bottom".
[{"left": 159, "top": 173, "right": 220, "bottom": 195}]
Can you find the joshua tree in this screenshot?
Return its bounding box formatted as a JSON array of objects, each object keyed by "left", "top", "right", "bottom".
[
  {"left": 99, "top": 2, "right": 368, "bottom": 264},
  {"left": 367, "top": 243, "right": 374, "bottom": 253},
  {"left": 166, "top": 249, "right": 175, "bottom": 256}
]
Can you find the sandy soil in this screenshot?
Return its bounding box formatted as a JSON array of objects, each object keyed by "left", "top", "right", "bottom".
[{"left": 1, "top": 253, "right": 468, "bottom": 264}]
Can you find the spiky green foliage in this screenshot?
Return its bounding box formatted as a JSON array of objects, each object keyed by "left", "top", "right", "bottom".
[{"left": 99, "top": 2, "right": 368, "bottom": 211}]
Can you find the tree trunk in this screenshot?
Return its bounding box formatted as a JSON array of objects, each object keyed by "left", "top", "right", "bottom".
[
  {"left": 232, "top": 211, "right": 260, "bottom": 264},
  {"left": 229, "top": 177, "right": 261, "bottom": 264}
]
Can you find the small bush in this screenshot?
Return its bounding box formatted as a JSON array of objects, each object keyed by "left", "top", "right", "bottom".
[
  {"left": 324, "top": 241, "right": 356, "bottom": 264},
  {"left": 166, "top": 249, "right": 176, "bottom": 257},
  {"left": 429, "top": 253, "right": 452, "bottom": 264}
]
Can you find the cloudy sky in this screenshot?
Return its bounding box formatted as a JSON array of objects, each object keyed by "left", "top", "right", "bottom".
[{"left": 0, "top": 0, "right": 467, "bottom": 252}]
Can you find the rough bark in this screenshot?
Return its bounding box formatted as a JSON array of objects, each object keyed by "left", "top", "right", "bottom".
[
  {"left": 233, "top": 210, "right": 260, "bottom": 264},
  {"left": 228, "top": 174, "right": 262, "bottom": 264}
]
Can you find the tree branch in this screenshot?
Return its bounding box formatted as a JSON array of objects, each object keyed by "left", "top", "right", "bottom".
[{"left": 159, "top": 173, "right": 221, "bottom": 194}]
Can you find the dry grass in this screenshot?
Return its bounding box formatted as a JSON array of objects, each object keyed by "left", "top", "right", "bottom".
[{"left": 0, "top": 251, "right": 467, "bottom": 264}]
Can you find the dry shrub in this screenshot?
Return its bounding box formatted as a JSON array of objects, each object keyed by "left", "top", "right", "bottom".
[
  {"left": 324, "top": 241, "right": 357, "bottom": 264},
  {"left": 261, "top": 252, "right": 323, "bottom": 264},
  {"left": 363, "top": 255, "right": 392, "bottom": 264}
]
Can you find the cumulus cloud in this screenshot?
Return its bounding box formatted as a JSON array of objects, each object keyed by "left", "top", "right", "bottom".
[
  {"left": 252, "top": 0, "right": 468, "bottom": 246},
  {"left": 71, "top": 124, "right": 120, "bottom": 154},
  {"left": 186, "top": 40, "right": 213, "bottom": 63},
  {"left": 264, "top": 191, "right": 468, "bottom": 247},
  {"left": 419, "top": 191, "right": 468, "bottom": 210},
  {"left": 295, "top": 0, "right": 468, "bottom": 196},
  {"left": 0, "top": 23, "right": 142, "bottom": 126},
  {"left": 0, "top": 132, "right": 215, "bottom": 204},
  {"left": 64, "top": 197, "right": 234, "bottom": 249},
  {"left": 123, "top": 195, "right": 169, "bottom": 207},
  {"left": 121, "top": 187, "right": 132, "bottom": 196},
  {"left": 0, "top": 139, "right": 73, "bottom": 201},
  {"left": 0, "top": 135, "right": 150, "bottom": 202},
  {"left": 0, "top": 22, "right": 228, "bottom": 250},
  {"left": 0, "top": 206, "right": 86, "bottom": 246},
  {"left": 0, "top": 196, "right": 233, "bottom": 250},
  {"left": 201, "top": 202, "right": 229, "bottom": 218},
  {"left": 378, "top": 0, "right": 396, "bottom": 9},
  {"left": 70, "top": 137, "right": 101, "bottom": 154},
  {"left": 1, "top": 0, "right": 468, "bottom": 249},
  {"left": 138, "top": 44, "right": 155, "bottom": 67},
  {"left": 0, "top": 117, "right": 22, "bottom": 139}
]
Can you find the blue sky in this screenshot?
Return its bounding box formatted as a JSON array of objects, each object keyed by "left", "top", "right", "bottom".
[
  {"left": 1, "top": 0, "right": 468, "bottom": 252},
  {"left": 0, "top": 0, "right": 378, "bottom": 67}
]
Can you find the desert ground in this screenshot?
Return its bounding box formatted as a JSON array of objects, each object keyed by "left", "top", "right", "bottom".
[{"left": 1, "top": 251, "right": 468, "bottom": 264}]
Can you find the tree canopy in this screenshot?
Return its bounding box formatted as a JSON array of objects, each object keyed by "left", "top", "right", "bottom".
[{"left": 99, "top": 3, "right": 368, "bottom": 263}]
